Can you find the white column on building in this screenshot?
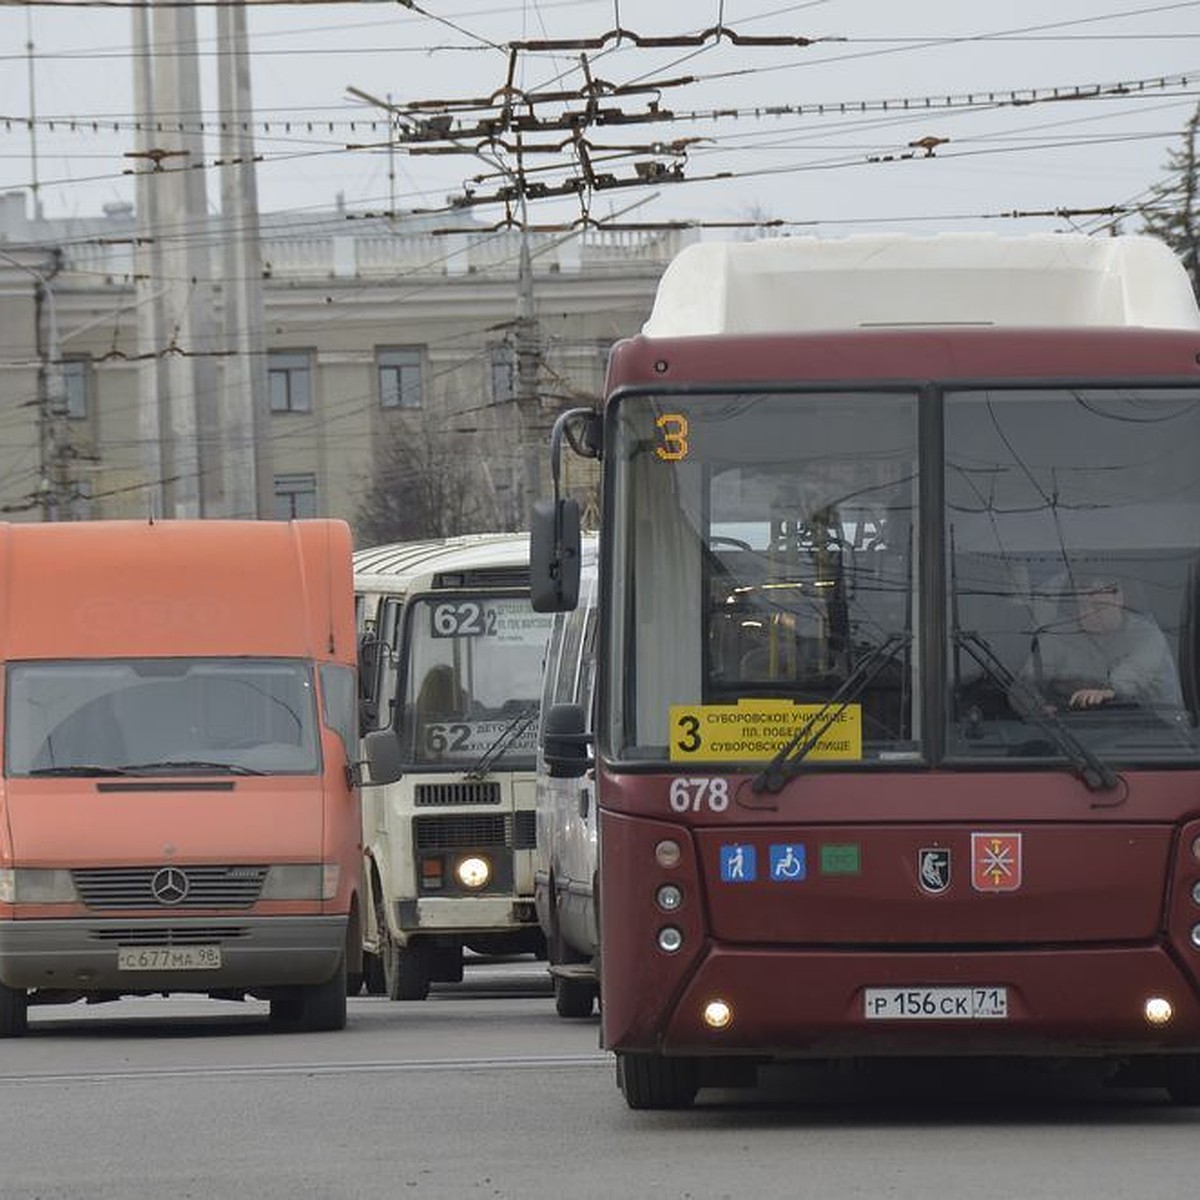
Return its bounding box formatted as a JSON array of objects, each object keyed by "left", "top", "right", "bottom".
[{"left": 216, "top": 0, "right": 271, "bottom": 518}]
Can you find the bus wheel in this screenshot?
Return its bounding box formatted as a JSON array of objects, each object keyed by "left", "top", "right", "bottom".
[
  {"left": 295, "top": 954, "right": 348, "bottom": 1031},
  {"left": 1166, "top": 1055, "right": 1200, "bottom": 1105},
  {"left": 362, "top": 951, "right": 386, "bottom": 995},
  {"left": 554, "top": 974, "right": 596, "bottom": 1019},
  {"left": 0, "top": 983, "right": 28, "bottom": 1037},
  {"left": 616, "top": 1052, "right": 699, "bottom": 1110},
  {"left": 383, "top": 934, "right": 431, "bottom": 1001}
]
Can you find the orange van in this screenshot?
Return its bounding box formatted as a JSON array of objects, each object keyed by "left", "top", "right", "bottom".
[{"left": 0, "top": 519, "right": 362, "bottom": 1035}]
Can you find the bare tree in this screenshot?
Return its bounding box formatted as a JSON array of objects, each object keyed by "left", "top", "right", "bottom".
[
  {"left": 1139, "top": 101, "right": 1200, "bottom": 294},
  {"left": 355, "top": 417, "right": 497, "bottom": 545}
]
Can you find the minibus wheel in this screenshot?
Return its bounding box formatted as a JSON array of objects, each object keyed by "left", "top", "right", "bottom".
[{"left": 0, "top": 983, "right": 28, "bottom": 1037}]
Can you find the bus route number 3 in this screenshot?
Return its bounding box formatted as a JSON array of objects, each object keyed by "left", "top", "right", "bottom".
[{"left": 669, "top": 777, "right": 730, "bottom": 813}]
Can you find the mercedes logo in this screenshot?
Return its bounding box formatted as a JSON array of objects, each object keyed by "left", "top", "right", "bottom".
[{"left": 150, "top": 866, "right": 190, "bottom": 906}]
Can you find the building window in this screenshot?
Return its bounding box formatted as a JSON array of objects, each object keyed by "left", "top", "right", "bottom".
[
  {"left": 274, "top": 472, "right": 317, "bottom": 519},
  {"left": 490, "top": 343, "right": 514, "bottom": 403},
  {"left": 268, "top": 350, "right": 313, "bottom": 413},
  {"left": 61, "top": 357, "right": 92, "bottom": 420},
  {"left": 378, "top": 347, "right": 423, "bottom": 409}
]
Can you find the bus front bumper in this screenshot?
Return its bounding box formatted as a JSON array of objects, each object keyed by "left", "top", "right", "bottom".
[{"left": 610, "top": 945, "right": 1200, "bottom": 1058}]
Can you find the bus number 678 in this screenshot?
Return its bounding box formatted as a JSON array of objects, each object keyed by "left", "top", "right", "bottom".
[{"left": 669, "top": 777, "right": 730, "bottom": 813}]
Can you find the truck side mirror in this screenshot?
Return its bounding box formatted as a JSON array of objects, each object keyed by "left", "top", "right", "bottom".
[
  {"left": 530, "top": 498, "right": 581, "bottom": 613},
  {"left": 542, "top": 702, "right": 591, "bottom": 779}
]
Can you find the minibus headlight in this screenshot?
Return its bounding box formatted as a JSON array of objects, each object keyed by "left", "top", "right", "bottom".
[
  {"left": 0, "top": 868, "right": 77, "bottom": 904},
  {"left": 455, "top": 856, "right": 491, "bottom": 890},
  {"left": 261, "top": 864, "right": 337, "bottom": 901}
]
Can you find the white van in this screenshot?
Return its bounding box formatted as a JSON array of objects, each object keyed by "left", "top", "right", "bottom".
[
  {"left": 356, "top": 535, "right": 555, "bottom": 1000},
  {"left": 534, "top": 536, "right": 599, "bottom": 1017}
]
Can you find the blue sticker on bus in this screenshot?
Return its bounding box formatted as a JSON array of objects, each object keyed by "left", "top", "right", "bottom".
[
  {"left": 769, "top": 844, "right": 808, "bottom": 882},
  {"left": 720, "top": 844, "right": 757, "bottom": 883}
]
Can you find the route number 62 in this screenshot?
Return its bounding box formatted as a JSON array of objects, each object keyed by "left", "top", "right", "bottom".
[{"left": 669, "top": 777, "right": 730, "bottom": 813}]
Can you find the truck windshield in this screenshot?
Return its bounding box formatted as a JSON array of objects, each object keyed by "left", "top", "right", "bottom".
[
  {"left": 5, "top": 658, "right": 320, "bottom": 777},
  {"left": 399, "top": 595, "right": 554, "bottom": 769}
]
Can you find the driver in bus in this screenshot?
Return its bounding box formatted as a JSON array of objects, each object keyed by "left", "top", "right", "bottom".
[{"left": 1014, "top": 576, "right": 1184, "bottom": 714}]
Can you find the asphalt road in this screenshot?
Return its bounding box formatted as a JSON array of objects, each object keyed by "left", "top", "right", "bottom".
[{"left": 2, "top": 958, "right": 1200, "bottom": 1199}]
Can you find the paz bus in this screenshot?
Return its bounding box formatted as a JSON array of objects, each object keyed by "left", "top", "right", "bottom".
[
  {"left": 534, "top": 535, "right": 599, "bottom": 1017},
  {"left": 356, "top": 535, "right": 554, "bottom": 999},
  {"left": 531, "top": 233, "right": 1200, "bottom": 1108},
  {"left": 0, "top": 519, "right": 361, "bottom": 1035}
]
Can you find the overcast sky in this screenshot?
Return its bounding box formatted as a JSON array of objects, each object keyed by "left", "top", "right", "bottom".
[{"left": 1, "top": 0, "right": 1198, "bottom": 236}]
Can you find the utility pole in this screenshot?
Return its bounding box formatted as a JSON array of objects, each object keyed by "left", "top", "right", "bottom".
[
  {"left": 216, "top": 0, "right": 272, "bottom": 518},
  {"left": 1, "top": 249, "right": 72, "bottom": 520}
]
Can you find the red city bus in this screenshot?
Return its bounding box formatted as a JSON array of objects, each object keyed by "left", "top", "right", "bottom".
[{"left": 531, "top": 233, "right": 1200, "bottom": 1108}]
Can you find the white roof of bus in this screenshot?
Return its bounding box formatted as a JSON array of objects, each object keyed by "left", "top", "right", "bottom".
[
  {"left": 353, "top": 532, "right": 531, "bottom": 595},
  {"left": 641, "top": 233, "right": 1200, "bottom": 337}
]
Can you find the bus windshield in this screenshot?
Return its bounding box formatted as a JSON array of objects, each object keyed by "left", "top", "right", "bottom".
[
  {"left": 6, "top": 658, "right": 320, "bottom": 776},
  {"left": 606, "top": 385, "right": 1200, "bottom": 770},
  {"left": 400, "top": 595, "right": 554, "bottom": 769}
]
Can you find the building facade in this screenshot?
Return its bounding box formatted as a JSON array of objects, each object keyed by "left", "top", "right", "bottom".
[{"left": 0, "top": 191, "right": 690, "bottom": 541}]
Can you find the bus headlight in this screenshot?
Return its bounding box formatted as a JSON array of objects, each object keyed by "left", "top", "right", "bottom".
[
  {"left": 455, "top": 855, "right": 491, "bottom": 890},
  {"left": 0, "top": 868, "right": 77, "bottom": 904},
  {"left": 1144, "top": 997, "right": 1174, "bottom": 1026},
  {"left": 1192, "top": 880, "right": 1200, "bottom": 906},
  {"left": 656, "top": 884, "right": 683, "bottom": 912},
  {"left": 1192, "top": 923, "right": 1200, "bottom": 949},
  {"left": 703, "top": 999, "right": 733, "bottom": 1029}
]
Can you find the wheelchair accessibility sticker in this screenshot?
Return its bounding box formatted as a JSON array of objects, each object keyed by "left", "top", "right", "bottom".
[{"left": 769, "top": 844, "right": 808, "bottom": 882}]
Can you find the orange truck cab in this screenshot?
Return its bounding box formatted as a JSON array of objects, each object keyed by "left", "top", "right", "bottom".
[{"left": 0, "top": 519, "right": 362, "bottom": 1035}]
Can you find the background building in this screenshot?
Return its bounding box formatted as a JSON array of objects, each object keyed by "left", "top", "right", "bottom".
[{"left": 0, "top": 190, "right": 690, "bottom": 541}]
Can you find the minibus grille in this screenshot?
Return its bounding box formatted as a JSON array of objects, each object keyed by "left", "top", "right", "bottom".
[
  {"left": 71, "top": 866, "right": 268, "bottom": 910},
  {"left": 413, "top": 812, "right": 538, "bottom": 850},
  {"left": 414, "top": 781, "right": 501, "bottom": 807}
]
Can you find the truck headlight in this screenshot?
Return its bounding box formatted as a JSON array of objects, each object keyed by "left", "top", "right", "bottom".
[
  {"left": 0, "top": 868, "right": 77, "bottom": 904},
  {"left": 260, "top": 864, "right": 339, "bottom": 901}
]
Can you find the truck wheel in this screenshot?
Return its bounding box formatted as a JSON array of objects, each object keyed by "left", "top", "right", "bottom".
[
  {"left": 616, "top": 1052, "right": 699, "bottom": 1110},
  {"left": 295, "top": 954, "right": 348, "bottom": 1031},
  {"left": 0, "top": 982, "right": 28, "bottom": 1037}
]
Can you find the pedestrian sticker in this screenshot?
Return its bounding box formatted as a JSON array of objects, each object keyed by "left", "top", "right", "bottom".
[
  {"left": 669, "top": 699, "right": 862, "bottom": 763},
  {"left": 769, "top": 844, "right": 807, "bottom": 882},
  {"left": 720, "top": 844, "right": 757, "bottom": 883}
]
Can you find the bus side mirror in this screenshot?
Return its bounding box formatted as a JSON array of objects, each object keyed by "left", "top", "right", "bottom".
[
  {"left": 543, "top": 702, "right": 592, "bottom": 779},
  {"left": 363, "top": 727, "right": 403, "bottom": 786},
  {"left": 531, "top": 498, "right": 581, "bottom": 613}
]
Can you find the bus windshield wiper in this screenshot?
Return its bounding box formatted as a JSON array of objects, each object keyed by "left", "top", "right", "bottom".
[
  {"left": 465, "top": 706, "right": 538, "bottom": 780},
  {"left": 953, "top": 629, "right": 1118, "bottom": 793},
  {"left": 752, "top": 632, "right": 911, "bottom": 795}
]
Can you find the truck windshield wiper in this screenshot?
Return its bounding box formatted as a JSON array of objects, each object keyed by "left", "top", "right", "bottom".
[
  {"left": 27, "top": 764, "right": 135, "bottom": 777},
  {"left": 953, "top": 629, "right": 1118, "bottom": 793},
  {"left": 115, "top": 760, "right": 265, "bottom": 776},
  {"left": 465, "top": 706, "right": 538, "bottom": 780},
  {"left": 752, "top": 632, "right": 911, "bottom": 795}
]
